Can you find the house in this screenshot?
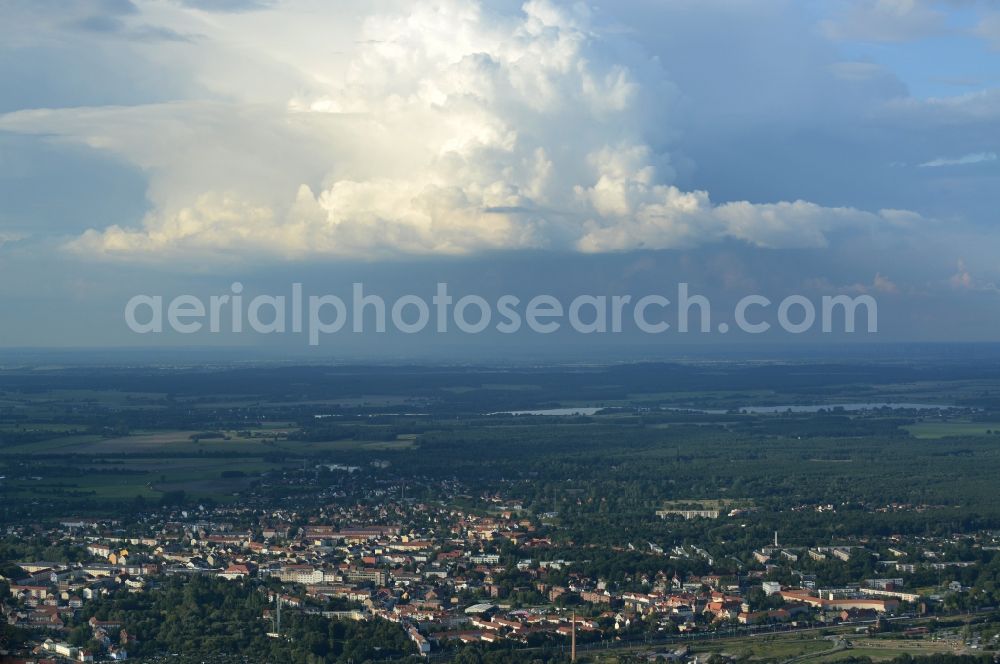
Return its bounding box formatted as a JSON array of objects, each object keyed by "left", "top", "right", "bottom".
[
  {"left": 89, "top": 616, "right": 122, "bottom": 631},
  {"left": 41, "top": 639, "right": 79, "bottom": 659},
  {"left": 407, "top": 625, "right": 431, "bottom": 656},
  {"left": 10, "top": 585, "right": 50, "bottom": 600},
  {"left": 779, "top": 589, "right": 899, "bottom": 613},
  {"left": 738, "top": 609, "right": 790, "bottom": 625},
  {"left": 220, "top": 563, "right": 255, "bottom": 580}
]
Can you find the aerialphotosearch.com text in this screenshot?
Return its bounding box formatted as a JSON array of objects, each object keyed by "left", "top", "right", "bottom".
[{"left": 124, "top": 282, "right": 878, "bottom": 346}]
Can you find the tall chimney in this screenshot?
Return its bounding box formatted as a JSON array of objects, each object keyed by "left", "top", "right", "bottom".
[{"left": 571, "top": 612, "right": 577, "bottom": 662}]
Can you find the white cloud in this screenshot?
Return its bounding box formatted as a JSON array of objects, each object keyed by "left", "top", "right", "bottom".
[
  {"left": 0, "top": 0, "right": 925, "bottom": 263},
  {"left": 575, "top": 191, "right": 912, "bottom": 253},
  {"left": 0, "top": 232, "right": 26, "bottom": 248},
  {"left": 950, "top": 259, "right": 973, "bottom": 288},
  {"left": 976, "top": 12, "right": 1000, "bottom": 50},
  {"left": 821, "top": 0, "right": 948, "bottom": 43},
  {"left": 805, "top": 272, "right": 900, "bottom": 295},
  {"left": 949, "top": 258, "right": 1000, "bottom": 293},
  {"left": 884, "top": 89, "right": 1000, "bottom": 123},
  {"left": 919, "top": 151, "right": 997, "bottom": 167},
  {"left": 872, "top": 272, "right": 899, "bottom": 293}
]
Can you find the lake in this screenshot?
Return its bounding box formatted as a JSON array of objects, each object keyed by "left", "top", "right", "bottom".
[{"left": 490, "top": 407, "right": 604, "bottom": 416}]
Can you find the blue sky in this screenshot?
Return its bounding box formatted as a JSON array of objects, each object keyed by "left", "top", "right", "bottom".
[{"left": 0, "top": 0, "right": 998, "bottom": 351}]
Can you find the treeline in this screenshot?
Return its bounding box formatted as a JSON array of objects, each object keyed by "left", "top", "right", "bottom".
[
  {"left": 74, "top": 575, "right": 416, "bottom": 663},
  {"left": 837, "top": 656, "right": 995, "bottom": 664}
]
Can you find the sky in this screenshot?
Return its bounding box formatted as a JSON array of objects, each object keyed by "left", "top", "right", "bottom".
[{"left": 0, "top": 0, "right": 999, "bottom": 355}]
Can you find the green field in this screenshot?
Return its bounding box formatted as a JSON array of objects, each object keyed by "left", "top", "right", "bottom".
[
  {"left": 813, "top": 639, "right": 962, "bottom": 663},
  {"left": 0, "top": 455, "right": 293, "bottom": 501},
  {"left": 587, "top": 631, "right": 965, "bottom": 664},
  {"left": 904, "top": 421, "right": 1000, "bottom": 439},
  {"left": 0, "top": 420, "right": 418, "bottom": 504},
  {"left": 0, "top": 428, "right": 419, "bottom": 456}
]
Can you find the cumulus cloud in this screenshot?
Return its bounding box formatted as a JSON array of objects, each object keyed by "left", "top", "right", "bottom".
[
  {"left": 575, "top": 193, "right": 911, "bottom": 252},
  {"left": 872, "top": 272, "right": 899, "bottom": 294},
  {"left": 949, "top": 258, "right": 1000, "bottom": 293},
  {"left": 0, "top": 0, "right": 925, "bottom": 263}
]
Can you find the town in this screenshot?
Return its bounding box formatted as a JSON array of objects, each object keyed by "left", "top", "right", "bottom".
[
  {"left": 4, "top": 481, "right": 1000, "bottom": 662},
  {"left": 2, "top": 361, "right": 1000, "bottom": 663}
]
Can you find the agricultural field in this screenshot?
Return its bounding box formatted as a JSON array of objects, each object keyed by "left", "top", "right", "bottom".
[
  {"left": 904, "top": 421, "right": 1000, "bottom": 439},
  {"left": 2, "top": 358, "right": 1000, "bottom": 521}
]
